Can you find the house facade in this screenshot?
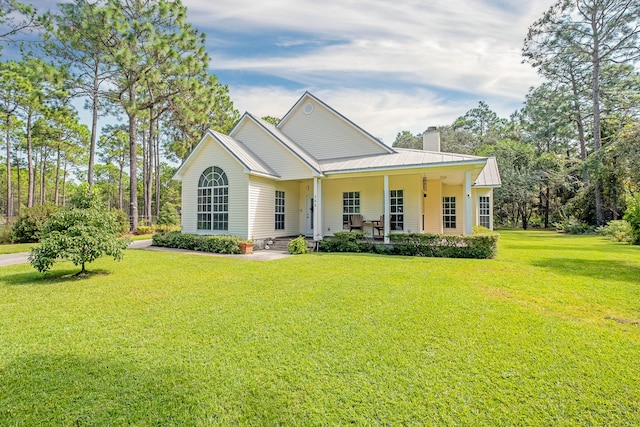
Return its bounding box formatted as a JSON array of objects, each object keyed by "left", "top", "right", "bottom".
[{"left": 174, "top": 92, "right": 501, "bottom": 245}]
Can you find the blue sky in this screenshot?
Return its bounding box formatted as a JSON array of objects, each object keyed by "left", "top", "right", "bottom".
[{"left": 11, "top": 0, "right": 555, "bottom": 145}]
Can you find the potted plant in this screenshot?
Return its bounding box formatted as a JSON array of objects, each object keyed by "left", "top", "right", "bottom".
[{"left": 238, "top": 238, "right": 255, "bottom": 254}]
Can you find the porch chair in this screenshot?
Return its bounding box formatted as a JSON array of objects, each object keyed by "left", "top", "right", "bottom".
[
  {"left": 374, "top": 215, "right": 384, "bottom": 237},
  {"left": 349, "top": 214, "right": 364, "bottom": 232}
]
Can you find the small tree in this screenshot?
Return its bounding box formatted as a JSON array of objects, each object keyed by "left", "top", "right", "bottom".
[
  {"left": 624, "top": 189, "right": 640, "bottom": 245},
  {"left": 29, "top": 186, "right": 130, "bottom": 275},
  {"left": 156, "top": 202, "right": 180, "bottom": 227}
]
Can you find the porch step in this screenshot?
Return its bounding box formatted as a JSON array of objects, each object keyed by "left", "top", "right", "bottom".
[{"left": 262, "top": 237, "right": 315, "bottom": 251}]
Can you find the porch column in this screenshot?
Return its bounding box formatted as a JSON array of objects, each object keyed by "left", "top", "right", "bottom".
[
  {"left": 464, "top": 170, "right": 472, "bottom": 235},
  {"left": 313, "top": 177, "right": 322, "bottom": 241},
  {"left": 384, "top": 175, "right": 390, "bottom": 244}
]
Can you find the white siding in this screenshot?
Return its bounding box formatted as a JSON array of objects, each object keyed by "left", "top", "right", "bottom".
[
  {"left": 180, "top": 134, "right": 248, "bottom": 236},
  {"left": 234, "top": 120, "right": 313, "bottom": 180},
  {"left": 248, "top": 176, "right": 301, "bottom": 239},
  {"left": 279, "top": 98, "right": 389, "bottom": 160}
]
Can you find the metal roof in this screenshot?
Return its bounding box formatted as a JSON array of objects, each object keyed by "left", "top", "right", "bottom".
[
  {"left": 319, "top": 148, "right": 487, "bottom": 174},
  {"left": 209, "top": 130, "right": 280, "bottom": 178},
  {"left": 473, "top": 157, "right": 501, "bottom": 187}
]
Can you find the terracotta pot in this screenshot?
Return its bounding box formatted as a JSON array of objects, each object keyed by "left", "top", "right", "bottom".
[{"left": 239, "top": 242, "right": 254, "bottom": 254}]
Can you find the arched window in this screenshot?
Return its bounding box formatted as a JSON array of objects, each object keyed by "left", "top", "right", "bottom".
[{"left": 197, "top": 166, "right": 228, "bottom": 231}]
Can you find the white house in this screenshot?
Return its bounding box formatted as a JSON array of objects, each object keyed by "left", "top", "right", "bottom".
[{"left": 174, "top": 92, "right": 501, "bottom": 245}]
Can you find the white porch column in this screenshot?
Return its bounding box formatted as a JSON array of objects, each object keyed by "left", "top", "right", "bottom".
[
  {"left": 384, "top": 175, "right": 390, "bottom": 244},
  {"left": 313, "top": 177, "right": 322, "bottom": 241},
  {"left": 464, "top": 170, "right": 472, "bottom": 235}
]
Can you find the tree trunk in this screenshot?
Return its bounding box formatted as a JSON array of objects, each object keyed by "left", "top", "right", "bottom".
[
  {"left": 128, "top": 85, "right": 138, "bottom": 232},
  {"left": 154, "top": 125, "right": 161, "bottom": 219},
  {"left": 590, "top": 15, "right": 604, "bottom": 226},
  {"left": 88, "top": 63, "right": 100, "bottom": 189},
  {"left": 5, "top": 115, "right": 13, "bottom": 221},
  {"left": 118, "top": 159, "right": 124, "bottom": 210},
  {"left": 15, "top": 155, "right": 21, "bottom": 216},
  {"left": 40, "top": 146, "right": 46, "bottom": 204},
  {"left": 545, "top": 186, "right": 550, "bottom": 228},
  {"left": 27, "top": 109, "right": 34, "bottom": 207},
  {"left": 142, "top": 126, "right": 149, "bottom": 224},
  {"left": 62, "top": 158, "right": 67, "bottom": 207},
  {"left": 55, "top": 143, "right": 61, "bottom": 205}
]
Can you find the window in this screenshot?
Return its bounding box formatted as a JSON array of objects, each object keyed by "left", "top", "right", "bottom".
[
  {"left": 342, "top": 191, "right": 361, "bottom": 229},
  {"left": 275, "top": 190, "right": 285, "bottom": 230},
  {"left": 197, "top": 166, "right": 228, "bottom": 231},
  {"left": 443, "top": 196, "right": 456, "bottom": 229},
  {"left": 390, "top": 190, "right": 404, "bottom": 230},
  {"left": 479, "top": 196, "right": 491, "bottom": 229}
]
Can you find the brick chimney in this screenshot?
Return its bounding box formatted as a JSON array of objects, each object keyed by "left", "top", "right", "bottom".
[{"left": 422, "top": 126, "right": 440, "bottom": 152}]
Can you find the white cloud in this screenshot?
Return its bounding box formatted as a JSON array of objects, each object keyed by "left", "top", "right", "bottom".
[{"left": 186, "top": 0, "right": 555, "bottom": 142}]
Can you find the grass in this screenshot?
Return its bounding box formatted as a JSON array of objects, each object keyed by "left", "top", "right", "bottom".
[
  {"left": 0, "top": 234, "right": 151, "bottom": 255},
  {"left": 0, "top": 230, "right": 639, "bottom": 425},
  {"left": 0, "top": 242, "right": 35, "bottom": 254}
]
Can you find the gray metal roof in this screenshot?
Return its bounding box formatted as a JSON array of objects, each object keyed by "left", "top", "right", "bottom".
[
  {"left": 319, "top": 148, "right": 487, "bottom": 174},
  {"left": 209, "top": 130, "right": 280, "bottom": 178},
  {"left": 473, "top": 156, "right": 502, "bottom": 187}
]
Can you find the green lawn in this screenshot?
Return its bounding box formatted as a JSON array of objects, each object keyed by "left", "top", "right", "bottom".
[
  {"left": 0, "top": 242, "right": 35, "bottom": 254},
  {"left": 1, "top": 230, "right": 639, "bottom": 425}
]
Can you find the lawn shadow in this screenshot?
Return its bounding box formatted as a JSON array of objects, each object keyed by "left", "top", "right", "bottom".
[
  {"left": 531, "top": 258, "right": 640, "bottom": 285},
  {"left": 0, "top": 353, "right": 205, "bottom": 424},
  {"left": 1, "top": 268, "right": 111, "bottom": 286}
]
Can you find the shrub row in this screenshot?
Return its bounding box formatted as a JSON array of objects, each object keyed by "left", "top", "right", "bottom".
[
  {"left": 319, "top": 231, "right": 498, "bottom": 259},
  {"left": 152, "top": 231, "right": 241, "bottom": 254}
]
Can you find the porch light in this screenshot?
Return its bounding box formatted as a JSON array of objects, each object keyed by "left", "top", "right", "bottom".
[{"left": 422, "top": 176, "right": 427, "bottom": 192}]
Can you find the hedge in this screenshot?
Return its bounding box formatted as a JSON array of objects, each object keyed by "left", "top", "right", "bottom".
[
  {"left": 319, "top": 231, "right": 498, "bottom": 259},
  {"left": 152, "top": 232, "right": 241, "bottom": 254}
]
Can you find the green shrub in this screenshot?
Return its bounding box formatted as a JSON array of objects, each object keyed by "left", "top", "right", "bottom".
[
  {"left": 112, "top": 209, "right": 130, "bottom": 235},
  {"left": 288, "top": 236, "right": 310, "bottom": 254},
  {"left": 11, "top": 204, "right": 59, "bottom": 243},
  {"left": 29, "top": 204, "right": 130, "bottom": 274},
  {"left": 624, "top": 192, "right": 640, "bottom": 245},
  {"left": 154, "top": 224, "right": 180, "bottom": 233},
  {"left": 389, "top": 233, "right": 499, "bottom": 259},
  {"left": 597, "top": 220, "right": 633, "bottom": 243},
  {"left": 553, "top": 217, "right": 593, "bottom": 234},
  {"left": 0, "top": 223, "right": 12, "bottom": 244},
  {"left": 319, "top": 231, "right": 498, "bottom": 259},
  {"left": 152, "top": 232, "right": 241, "bottom": 254},
  {"left": 319, "top": 231, "right": 372, "bottom": 253},
  {"left": 156, "top": 202, "right": 180, "bottom": 226},
  {"left": 135, "top": 225, "right": 154, "bottom": 235},
  {"left": 472, "top": 225, "right": 492, "bottom": 235}
]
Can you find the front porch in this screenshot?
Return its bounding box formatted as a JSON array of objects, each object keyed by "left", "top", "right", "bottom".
[{"left": 303, "top": 169, "right": 485, "bottom": 243}]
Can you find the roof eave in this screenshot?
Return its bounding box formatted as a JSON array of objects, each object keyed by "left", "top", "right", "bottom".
[{"left": 322, "top": 159, "right": 488, "bottom": 176}]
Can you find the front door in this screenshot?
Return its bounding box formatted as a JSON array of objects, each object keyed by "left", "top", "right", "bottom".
[{"left": 305, "top": 196, "right": 314, "bottom": 237}]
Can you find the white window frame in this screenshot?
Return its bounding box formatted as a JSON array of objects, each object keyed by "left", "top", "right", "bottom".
[
  {"left": 443, "top": 196, "right": 456, "bottom": 229},
  {"left": 342, "top": 191, "right": 361, "bottom": 229},
  {"left": 390, "top": 189, "right": 404, "bottom": 230},
  {"left": 275, "top": 190, "right": 285, "bottom": 230},
  {"left": 479, "top": 196, "right": 491, "bottom": 229},
  {"left": 197, "top": 166, "right": 228, "bottom": 231}
]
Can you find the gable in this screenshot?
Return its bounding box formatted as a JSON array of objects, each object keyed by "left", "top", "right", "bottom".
[
  {"left": 231, "top": 115, "right": 316, "bottom": 180},
  {"left": 278, "top": 92, "right": 393, "bottom": 161},
  {"left": 174, "top": 130, "right": 278, "bottom": 181}
]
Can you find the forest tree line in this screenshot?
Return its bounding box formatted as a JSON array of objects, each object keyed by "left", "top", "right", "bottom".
[
  {"left": 2, "top": 0, "right": 640, "bottom": 236},
  {"left": 394, "top": 0, "right": 640, "bottom": 231},
  {"left": 1, "top": 0, "right": 239, "bottom": 232}
]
